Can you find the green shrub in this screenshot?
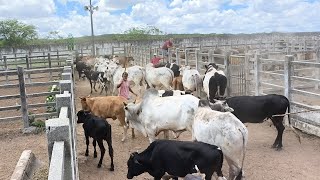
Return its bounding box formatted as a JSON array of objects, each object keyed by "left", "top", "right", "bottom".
[{"left": 46, "top": 85, "right": 59, "bottom": 112}]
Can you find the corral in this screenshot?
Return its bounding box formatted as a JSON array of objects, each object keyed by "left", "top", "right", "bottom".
[{"left": 0, "top": 36, "right": 320, "bottom": 180}]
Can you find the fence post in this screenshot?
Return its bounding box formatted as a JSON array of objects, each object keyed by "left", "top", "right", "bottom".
[
  {"left": 224, "top": 53, "right": 231, "bottom": 97},
  {"left": 244, "top": 54, "right": 250, "bottom": 95},
  {"left": 176, "top": 48, "right": 180, "bottom": 65},
  {"left": 284, "top": 55, "right": 293, "bottom": 126},
  {"left": 315, "top": 46, "right": 320, "bottom": 90},
  {"left": 25, "top": 55, "right": 31, "bottom": 83},
  {"left": 48, "top": 53, "right": 52, "bottom": 80},
  {"left": 59, "top": 80, "right": 72, "bottom": 94},
  {"left": 4, "top": 56, "right": 9, "bottom": 84},
  {"left": 168, "top": 48, "right": 172, "bottom": 63},
  {"left": 17, "top": 66, "right": 29, "bottom": 128},
  {"left": 185, "top": 49, "right": 188, "bottom": 65},
  {"left": 254, "top": 53, "right": 262, "bottom": 95},
  {"left": 57, "top": 50, "right": 60, "bottom": 66},
  {"left": 195, "top": 49, "right": 199, "bottom": 72},
  {"left": 111, "top": 46, "right": 114, "bottom": 56}
]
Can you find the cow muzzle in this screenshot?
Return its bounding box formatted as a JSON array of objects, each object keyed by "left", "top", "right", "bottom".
[{"left": 127, "top": 174, "right": 133, "bottom": 179}]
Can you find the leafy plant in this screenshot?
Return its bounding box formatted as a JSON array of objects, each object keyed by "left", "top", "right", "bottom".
[
  {"left": 30, "top": 120, "right": 45, "bottom": 128},
  {"left": 28, "top": 111, "right": 35, "bottom": 124},
  {"left": 46, "top": 85, "right": 59, "bottom": 112}
]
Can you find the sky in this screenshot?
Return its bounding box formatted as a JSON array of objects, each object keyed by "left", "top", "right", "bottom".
[{"left": 0, "top": 0, "right": 319, "bottom": 38}]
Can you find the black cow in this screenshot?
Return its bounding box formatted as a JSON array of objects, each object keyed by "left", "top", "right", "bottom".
[
  {"left": 224, "top": 94, "right": 300, "bottom": 150},
  {"left": 83, "top": 69, "right": 108, "bottom": 94},
  {"left": 127, "top": 139, "right": 225, "bottom": 180},
  {"left": 77, "top": 110, "right": 114, "bottom": 170},
  {"left": 75, "top": 60, "right": 91, "bottom": 80},
  {"left": 204, "top": 63, "right": 227, "bottom": 101},
  {"left": 165, "top": 62, "right": 180, "bottom": 77}
]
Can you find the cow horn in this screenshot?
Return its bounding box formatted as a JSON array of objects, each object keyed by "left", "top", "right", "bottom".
[{"left": 133, "top": 99, "right": 136, "bottom": 104}]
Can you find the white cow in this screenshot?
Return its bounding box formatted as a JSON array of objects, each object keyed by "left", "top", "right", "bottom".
[
  {"left": 124, "top": 88, "right": 199, "bottom": 143},
  {"left": 192, "top": 102, "right": 248, "bottom": 180},
  {"left": 105, "top": 62, "right": 145, "bottom": 95},
  {"left": 203, "top": 63, "right": 227, "bottom": 101},
  {"left": 124, "top": 89, "right": 233, "bottom": 143},
  {"left": 180, "top": 65, "right": 202, "bottom": 97},
  {"left": 145, "top": 63, "right": 174, "bottom": 90}
]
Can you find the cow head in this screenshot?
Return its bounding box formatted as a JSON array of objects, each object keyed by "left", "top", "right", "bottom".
[
  {"left": 80, "top": 96, "right": 92, "bottom": 112},
  {"left": 123, "top": 101, "right": 142, "bottom": 123},
  {"left": 199, "top": 99, "right": 234, "bottom": 112},
  {"left": 127, "top": 152, "right": 146, "bottom": 179},
  {"left": 76, "top": 110, "right": 91, "bottom": 123},
  {"left": 204, "top": 63, "right": 218, "bottom": 74}
]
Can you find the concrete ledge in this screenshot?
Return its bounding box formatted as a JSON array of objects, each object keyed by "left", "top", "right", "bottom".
[
  {"left": 48, "top": 141, "right": 65, "bottom": 180},
  {"left": 10, "top": 150, "right": 35, "bottom": 180},
  {"left": 292, "top": 118, "right": 320, "bottom": 137}
]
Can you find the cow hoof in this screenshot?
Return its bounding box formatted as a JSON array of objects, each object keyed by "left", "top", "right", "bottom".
[
  {"left": 271, "top": 144, "right": 277, "bottom": 149},
  {"left": 109, "top": 166, "right": 114, "bottom": 171},
  {"left": 97, "top": 164, "right": 102, "bottom": 168},
  {"left": 85, "top": 152, "right": 89, "bottom": 156},
  {"left": 276, "top": 147, "right": 282, "bottom": 151}
]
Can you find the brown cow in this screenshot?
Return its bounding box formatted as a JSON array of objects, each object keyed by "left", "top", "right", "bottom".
[
  {"left": 80, "top": 96, "right": 135, "bottom": 142},
  {"left": 112, "top": 56, "right": 134, "bottom": 68}
]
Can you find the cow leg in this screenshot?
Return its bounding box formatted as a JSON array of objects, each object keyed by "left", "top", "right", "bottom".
[
  {"left": 93, "top": 81, "right": 98, "bottom": 92},
  {"left": 209, "top": 77, "right": 218, "bottom": 102},
  {"left": 85, "top": 134, "right": 89, "bottom": 156},
  {"left": 89, "top": 79, "right": 93, "bottom": 94},
  {"left": 105, "top": 135, "right": 114, "bottom": 171},
  {"left": 122, "top": 125, "right": 129, "bottom": 142},
  {"left": 219, "top": 76, "right": 227, "bottom": 97},
  {"left": 271, "top": 117, "right": 285, "bottom": 150},
  {"left": 93, "top": 139, "right": 97, "bottom": 158},
  {"left": 97, "top": 139, "right": 105, "bottom": 168},
  {"left": 131, "top": 128, "right": 135, "bottom": 139},
  {"left": 225, "top": 157, "right": 242, "bottom": 180},
  {"left": 163, "top": 130, "right": 169, "bottom": 139}
]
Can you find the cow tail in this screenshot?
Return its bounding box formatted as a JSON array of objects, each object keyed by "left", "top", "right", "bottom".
[
  {"left": 286, "top": 98, "right": 302, "bottom": 144},
  {"left": 235, "top": 128, "right": 246, "bottom": 180}
]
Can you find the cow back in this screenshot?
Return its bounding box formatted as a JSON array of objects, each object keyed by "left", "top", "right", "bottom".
[{"left": 226, "top": 94, "right": 289, "bottom": 123}]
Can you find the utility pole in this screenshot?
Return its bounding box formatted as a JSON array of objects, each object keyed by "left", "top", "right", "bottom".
[{"left": 85, "top": 0, "right": 98, "bottom": 56}]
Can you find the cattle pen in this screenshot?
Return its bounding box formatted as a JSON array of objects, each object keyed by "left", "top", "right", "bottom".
[{"left": 0, "top": 35, "right": 320, "bottom": 180}]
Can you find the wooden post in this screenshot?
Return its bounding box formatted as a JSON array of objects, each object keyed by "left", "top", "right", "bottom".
[
  {"left": 195, "top": 49, "right": 199, "bottom": 72},
  {"left": 57, "top": 50, "right": 60, "bottom": 66},
  {"left": 254, "top": 53, "right": 262, "bottom": 95},
  {"left": 80, "top": 48, "right": 83, "bottom": 57},
  {"left": 176, "top": 48, "right": 180, "bottom": 65},
  {"left": 168, "top": 48, "right": 171, "bottom": 63},
  {"left": 208, "top": 50, "right": 213, "bottom": 63},
  {"left": 284, "top": 55, "right": 293, "bottom": 126},
  {"left": 111, "top": 46, "right": 114, "bottom": 57},
  {"left": 17, "top": 67, "right": 29, "bottom": 128},
  {"left": 48, "top": 53, "right": 52, "bottom": 81},
  {"left": 4, "top": 56, "right": 8, "bottom": 84},
  {"left": 25, "top": 55, "right": 31, "bottom": 83}
]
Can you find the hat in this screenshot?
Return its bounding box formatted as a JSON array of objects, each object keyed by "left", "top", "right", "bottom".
[{"left": 153, "top": 53, "right": 157, "bottom": 56}]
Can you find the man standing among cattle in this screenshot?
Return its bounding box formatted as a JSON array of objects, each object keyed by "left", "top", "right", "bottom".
[
  {"left": 150, "top": 53, "right": 163, "bottom": 67},
  {"left": 162, "top": 38, "right": 174, "bottom": 60}
]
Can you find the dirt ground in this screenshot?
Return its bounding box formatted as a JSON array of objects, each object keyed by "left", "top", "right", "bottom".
[
  {"left": 75, "top": 79, "right": 320, "bottom": 180},
  {"left": 0, "top": 73, "right": 320, "bottom": 180}
]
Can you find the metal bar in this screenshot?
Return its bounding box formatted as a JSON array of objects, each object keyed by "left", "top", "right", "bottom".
[
  {"left": 291, "top": 89, "right": 320, "bottom": 98},
  {"left": 261, "top": 82, "right": 284, "bottom": 89},
  {"left": 0, "top": 116, "right": 22, "bottom": 122},
  {"left": 0, "top": 94, "right": 21, "bottom": 100}
]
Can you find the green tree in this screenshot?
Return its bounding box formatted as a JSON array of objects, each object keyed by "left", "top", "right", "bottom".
[
  {"left": 0, "top": 19, "right": 38, "bottom": 48},
  {"left": 115, "top": 26, "right": 164, "bottom": 41}
]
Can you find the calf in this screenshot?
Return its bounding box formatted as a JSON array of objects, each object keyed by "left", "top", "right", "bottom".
[
  {"left": 224, "top": 94, "right": 301, "bottom": 150},
  {"left": 127, "top": 139, "right": 226, "bottom": 180},
  {"left": 80, "top": 96, "right": 135, "bottom": 142},
  {"left": 83, "top": 69, "right": 106, "bottom": 94},
  {"left": 76, "top": 110, "right": 114, "bottom": 171}
]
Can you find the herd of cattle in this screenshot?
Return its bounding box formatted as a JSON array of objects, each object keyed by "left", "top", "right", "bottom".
[{"left": 74, "top": 55, "right": 301, "bottom": 180}]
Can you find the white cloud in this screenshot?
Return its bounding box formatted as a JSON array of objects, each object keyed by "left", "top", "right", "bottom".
[{"left": 1, "top": 0, "right": 319, "bottom": 37}]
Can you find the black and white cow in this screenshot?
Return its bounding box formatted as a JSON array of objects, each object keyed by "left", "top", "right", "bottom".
[
  {"left": 223, "top": 94, "right": 301, "bottom": 150},
  {"left": 165, "top": 61, "right": 180, "bottom": 77},
  {"left": 203, "top": 63, "right": 227, "bottom": 102},
  {"left": 126, "top": 139, "right": 226, "bottom": 180}
]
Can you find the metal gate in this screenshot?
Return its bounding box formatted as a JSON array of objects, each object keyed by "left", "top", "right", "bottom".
[{"left": 228, "top": 55, "right": 249, "bottom": 96}]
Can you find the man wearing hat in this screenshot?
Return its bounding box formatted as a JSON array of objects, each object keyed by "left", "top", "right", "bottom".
[{"left": 150, "top": 53, "right": 163, "bottom": 67}]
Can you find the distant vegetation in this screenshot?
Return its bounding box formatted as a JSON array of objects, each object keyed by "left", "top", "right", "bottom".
[{"left": 0, "top": 19, "right": 319, "bottom": 49}]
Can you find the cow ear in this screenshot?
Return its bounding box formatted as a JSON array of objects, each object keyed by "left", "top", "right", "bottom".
[
  {"left": 123, "top": 102, "right": 127, "bottom": 106},
  {"left": 204, "top": 65, "right": 208, "bottom": 69}
]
